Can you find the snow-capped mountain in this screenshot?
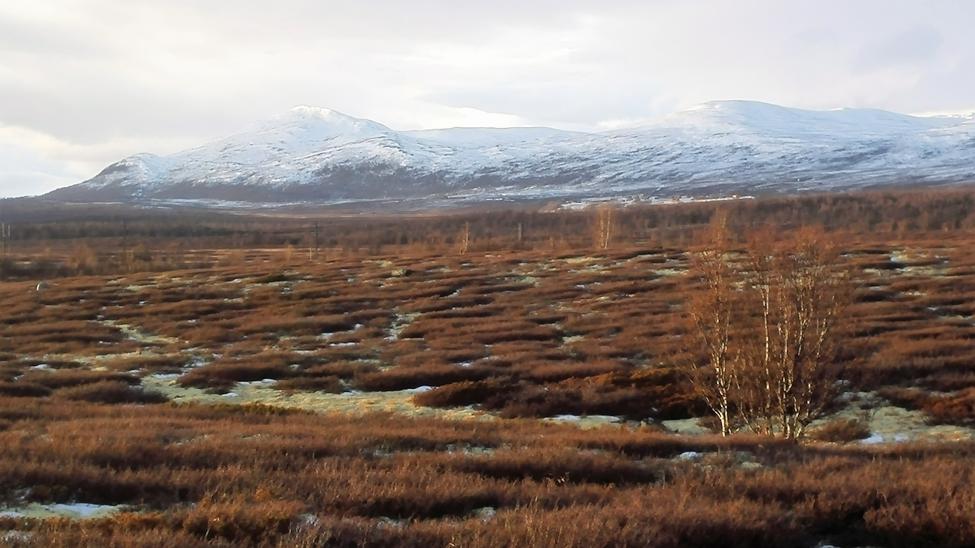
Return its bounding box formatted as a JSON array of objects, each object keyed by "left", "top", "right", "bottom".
[{"left": 47, "top": 101, "right": 975, "bottom": 207}]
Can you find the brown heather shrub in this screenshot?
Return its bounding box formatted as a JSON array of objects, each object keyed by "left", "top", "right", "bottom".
[
  {"left": 919, "top": 371, "right": 975, "bottom": 392},
  {"left": 274, "top": 376, "right": 344, "bottom": 393},
  {"left": 354, "top": 364, "right": 492, "bottom": 392},
  {"left": 240, "top": 315, "right": 357, "bottom": 336},
  {"left": 57, "top": 381, "right": 168, "bottom": 404},
  {"left": 301, "top": 361, "right": 378, "bottom": 379},
  {"left": 490, "top": 382, "right": 650, "bottom": 419},
  {"left": 520, "top": 359, "right": 627, "bottom": 382},
  {"left": 254, "top": 272, "right": 296, "bottom": 284},
  {"left": 179, "top": 496, "right": 307, "bottom": 544},
  {"left": 20, "top": 370, "right": 141, "bottom": 389},
  {"left": 0, "top": 368, "right": 19, "bottom": 382},
  {"left": 413, "top": 379, "right": 514, "bottom": 408},
  {"left": 183, "top": 325, "right": 238, "bottom": 344},
  {"left": 471, "top": 325, "right": 561, "bottom": 345},
  {"left": 0, "top": 381, "right": 53, "bottom": 398},
  {"left": 921, "top": 387, "right": 975, "bottom": 425},
  {"left": 876, "top": 386, "right": 931, "bottom": 410},
  {"left": 446, "top": 447, "right": 663, "bottom": 485},
  {"left": 811, "top": 417, "right": 872, "bottom": 443},
  {"left": 138, "top": 298, "right": 248, "bottom": 322},
  {"left": 179, "top": 361, "right": 294, "bottom": 391},
  {"left": 100, "top": 354, "right": 189, "bottom": 373},
  {"left": 419, "top": 300, "right": 498, "bottom": 318},
  {"left": 16, "top": 359, "right": 85, "bottom": 370}
]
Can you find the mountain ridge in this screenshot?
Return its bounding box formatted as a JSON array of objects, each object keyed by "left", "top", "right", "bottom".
[{"left": 47, "top": 101, "right": 975, "bottom": 207}]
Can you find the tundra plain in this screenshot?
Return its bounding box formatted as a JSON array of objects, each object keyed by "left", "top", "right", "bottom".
[{"left": 3, "top": 190, "right": 975, "bottom": 546}]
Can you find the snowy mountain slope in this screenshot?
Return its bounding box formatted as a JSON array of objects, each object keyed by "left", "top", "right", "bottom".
[
  {"left": 47, "top": 101, "right": 975, "bottom": 205},
  {"left": 649, "top": 100, "right": 960, "bottom": 137}
]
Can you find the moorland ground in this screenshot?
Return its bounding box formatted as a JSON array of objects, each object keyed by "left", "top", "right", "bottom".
[{"left": 3, "top": 189, "right": 975, "bottom": 546}]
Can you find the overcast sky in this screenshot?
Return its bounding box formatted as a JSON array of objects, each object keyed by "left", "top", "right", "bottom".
[{"left": 2, "top": 0, "right": 974, "bottom": 198}]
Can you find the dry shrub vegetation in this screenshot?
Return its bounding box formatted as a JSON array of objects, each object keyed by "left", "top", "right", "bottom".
[
  {"left": 2, "top": 188, "right": 975, "bottom": 544},
  {"left": 1, "top": 402, "right": 975, "bottom": 547}
]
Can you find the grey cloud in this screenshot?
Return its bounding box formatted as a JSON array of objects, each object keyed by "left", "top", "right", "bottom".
[
  {"left": 424, "top": 77, "right": 663, "bottom": 129},
  {"left": 855, "top": 26, "right": 944, "bottom": 71}
]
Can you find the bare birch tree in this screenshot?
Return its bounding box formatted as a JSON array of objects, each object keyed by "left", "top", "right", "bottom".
[
  {"left": 593, "top": 205, "right": 614, "bottom": 250},
  {"left": 458, "top": 222, "right": 471, "bottom": 254},
  {"left": 684, "top": 224, "right": 851, "bottom": 440},
  {"left": 684, "top": 213, "right": 738, "bottom": 436},
  {"left": 736, "top": 227, "right": 850, "bottom": 439}
]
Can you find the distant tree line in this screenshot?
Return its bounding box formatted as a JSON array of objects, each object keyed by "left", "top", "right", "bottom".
[{"left": 3, "top": 186, "right": 975, "bottom": 281}]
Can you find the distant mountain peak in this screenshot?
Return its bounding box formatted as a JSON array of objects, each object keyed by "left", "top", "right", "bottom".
[
  {"left": 289, "top": 104, "right": 337, "bottom": 115},
  {"left": 284, "top": 105, "right": 356, "bottom": 122},
  {"left": 260, "top": 105, "right": 394, "bottom": 136}
]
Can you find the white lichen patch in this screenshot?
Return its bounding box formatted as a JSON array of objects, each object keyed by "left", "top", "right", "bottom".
[
  {"left": 99, "top": 320, "right": 179, "bottom": 346},
  {"left": 140, "top": 375, "right": 490, "bottom": 421},
  {"left": 386, "top": 312, "right": 419, "bottom": 341},
  {"left": 652, "top": 268, "right": 685, "bottom": 277},
  {"left": 544, "top": 414, "right": 623, "bottom": 429},
  {"left": 0, "top": 502, "right": 126, "bottom": 520},
  {"left": 813, "top": 391, "right": 975, "bottom": 443},
  {"left": 563, "top": 256, "right": 599, "bottom": 265},
  {"left": 661, "top": 418, "right": 712, "bottom": 435}
]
